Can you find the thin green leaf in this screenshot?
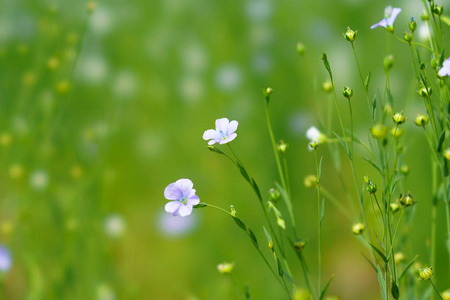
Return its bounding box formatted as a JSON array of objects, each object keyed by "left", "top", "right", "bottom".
[
  {"left": 193, "top": 203, "right": 208, "bottom": 209},
  {"left": 318, "top": 156, "right": 323, "bottom": 183},
  {"left": 207, "top": 145, "right": 225, "bottom": 155},
  {"left": 247, "top": 227, "right": 259, "bottom": 250},
  {"left": 369, "top": 243, "right": 388, "bottom": 262},
  {"left": 386, "top": 87, "right": 393, "bottom": 107},
  {"left": 399, "top": 254, "right": 419, "bottom": 281},
  {"left": 361, "top": 252, "right": 377, "bottom": 272},
  {"left": 437, "top": 130, "right": 446, "bottom": 153},
  {"left": 319, "top": 274, "right": 334, "bottom": 300},
  {"left": 322, "top": 53, "right": 333, "bottom": 79},
  {"left": 237, "top": 162, "right": 251, "bottom": 183},
  {"left": 391, "top": 280, "right": 400, "bottom": 299},
  {"left": 251, "top": 178, "right": 262, "bottom": 201},
  {"left": 372, "top": 95, "right": 377, "bottom": 122},
  {"left": 277, "top": 257, "right": 283, "bottom": 276},
  {"left": 244, "top": 285, "right": 251, "bottom": 300},
  {"left": 364, "top": 71, "right": 372, "bottom": 93},
  {"left": 263, "top": 227, "right": 272, "bottom": 245},
  {"left": 320, "top": 198, "right": 325, "bottom": 226},
  {"left": 361, "top": 156, "right": 382, "bottom": 174},
  {"left": 333, "top": 132, "right": 350, "bottom": 157},
  {"left": 377, "top": 265, "right": 387, "bottom": 300},
  {"left": 232, "top": 217, "right": 247, "bottom": 231}
]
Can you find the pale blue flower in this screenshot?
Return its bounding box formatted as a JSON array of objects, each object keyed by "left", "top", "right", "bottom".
[
  {"left": 164, "top": 179, "right": 200, "bottom": 217},
  {"left": 370, "top": 7, "right": 401, "bottom": 29},
  {"left": 202, "top": 118, "right": 238, "bottom": 145},
  {"left": 0, "top": 246, "right": 12, "bottom": 272},
  {"left": 439, "top": 58, "right": 450, "bottom": 77}
]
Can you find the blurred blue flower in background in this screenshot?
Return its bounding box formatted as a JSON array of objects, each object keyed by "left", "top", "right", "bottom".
[
  {"left": 370, "top": 7, "right": 401, "bottom": 29},
  {"left": 0, "top": 246, "right": 12, "bottom": 273}
]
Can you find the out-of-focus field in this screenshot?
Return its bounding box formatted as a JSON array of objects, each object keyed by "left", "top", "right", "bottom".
[{"left": 0, "top": 0, "right": 448, "bottom": 299}]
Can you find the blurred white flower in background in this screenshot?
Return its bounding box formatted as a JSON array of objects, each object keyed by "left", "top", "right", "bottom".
[
  {"left": 104, "top": 214, "right": 126, "bottom": 238},
  {"left": 215, "top": 64, "right": 242, "bottom": 92},
  {"left": 29, "top": 170, "right": 49, "bottom": 191},
  {"left": 178, "top": 75, "right": 204, "bottom": 103},
  {"left": 158, "top": 212, "right": 198, "bottom": 237},
  {"left": 97, "top": 283, "right": 116, "bottom": 300},
  {"left": 245, "top": 0, "right": 272, "bottom": 22},
  {"left": 77, "top": 55, "right": 110, "bottom": 85},
  {"left": 417, "top": 23, "right": 429, "bottom": 42},
  {"left": 90, "top": 7, "right": 114, "bottom": 36},
  {"left": 113, "top": 70, "right": 139, "bottom": 99},
  {"left": 181, "top": 43, "right": 208, "bottom": 73}
]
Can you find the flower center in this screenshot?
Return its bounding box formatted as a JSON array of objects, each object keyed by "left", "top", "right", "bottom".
[
  {"left": 180, "top": 197, "right": 188, "bottom": 204},
  {"left": 218, "top": 129, "right": 227, "bottom": 139}
]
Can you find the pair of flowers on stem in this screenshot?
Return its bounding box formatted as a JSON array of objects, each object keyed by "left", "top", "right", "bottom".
[{"left": 164, "top": 118, "right": 238, "bottom": 217}]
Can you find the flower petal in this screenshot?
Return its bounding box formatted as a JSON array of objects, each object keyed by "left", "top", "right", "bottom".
[
  {"left": 387, "top": 8, "right": 401, "bottom": 26},
  {"left": 208, "top": 139, "right": 218, "bottom": 145},
  {"left": 438, "top": 66, "right": 450, "bottom": 77},
  {"left": 370, "top": 19, "right": 388, "bottom": 29},
  {"left": 189, "top": 194, "right": 200, "bottom": 205},
  {"left": 179, "top": 204, "right": 193, "bottom": 217},
  {"left": 165, "top": 201, "right": 181, "bottom": 216},
  {"left": 306, "top": 126, "right": 320, "bottom": 141},
  {"left": 203, "top": 129, "right": 221, "bottom": 141},
  {"left": 164, "top": 182, "right": 183, "bottom": 200},
  {"left": 215, "top": 118, "right": 230, "bottom": 132},
  {"left": 219, "top": 132, "right": 237, "bottom": 144},
  {"left": 227, "top": 120, "right": 238, "bottom": 134},
  {"left": 175, "top": 178, "right": 194, "bottom": 198}
]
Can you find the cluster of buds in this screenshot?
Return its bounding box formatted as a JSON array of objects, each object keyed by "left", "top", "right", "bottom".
[
  {"left": 392, "top": 111, "right": 407, "bottom": 125},
  {"left": 364, "top": 176, "right": 377, "bottom": 194},
  {"left": 415, "top": 114, "right": 429, "bottom": 127},
  {"left": 352, "top": 223, "right": 365, "bottom": 235},
  {"left": 277, "top": 140, "right": 289, "bottom": 154},
  {"left": 399, "top": 193, "right": 415, "bottom": 207}
]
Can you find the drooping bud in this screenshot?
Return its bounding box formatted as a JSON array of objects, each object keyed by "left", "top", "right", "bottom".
[
  {"left": 277, "top": 218, "right": 286, "bottom": 230},
  {"left": 371, "top": 124, "right": 388, "bottom": 139},
  {"left": 352, "top": 223, "right": 365, "bottom": 235},
  {"left": 342, "top": 86, "right": 353, "bottom": 99},
  {"left": 419, "top": 267, "right": 433, "bottom": 280},
  {"left": 344, "top": 27, "right": 357, "bottom": 42},
  {"left": 415, "top": 114, "right": 429, "bottom": 127},
  {"left": 393, "top": 111, "right": 407, "bottom": 124}
]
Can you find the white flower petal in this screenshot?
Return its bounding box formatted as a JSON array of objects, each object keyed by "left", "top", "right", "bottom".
[
  {"left": 306, "top": 126, "right": 320, "bottom": 141},
  {"left": 175, "top": 178, "right": 194, "bottom": 197},
  {"left": 387, "top": 8, "right": 401, "bottom": 26},
  {"left": 164, "top": 182, "right": 182, "bottom": 200},
  {"left": 203, "top": 129, "right": 221, "bottom": 141},
  {"left": 215, "top": 118, "right": 230, "bottom": 132},
  {"left": 165, "top": 201, "right": 181, "bottom": 216},
  {"left": 227, "top": 120, "right": 238, "bottom": 134},
  {"left": 189, "top": 195, "right": 200, "bottom": 205},
  {"left": 179, "top": 204, "right": 193, "bottom": 217},
  {"left": 219, "top": 132, "right": 237, "bottom": 144}
]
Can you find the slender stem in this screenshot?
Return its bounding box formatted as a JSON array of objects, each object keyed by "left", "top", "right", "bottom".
[
  {"left": 314, "top": 150, "right": 322, "bottom": 296},
  {"left": 429, "top": 279, "right": 444, "bottom": 300}
]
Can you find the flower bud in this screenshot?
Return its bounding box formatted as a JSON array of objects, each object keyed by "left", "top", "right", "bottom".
[
  {"left": 404, "top": 32, "right": 412, "bottom": 43},
  {"left": 342, "top": 86, "right": 353, "bottom": 99},
  {"left": 433, "top": 5, "right": 444, "bottom": 16},
  {"left": 421, "top": 11, "right": 430, "bottom": 21},
  {"left": 418, "top": 86, "right": 432, "bottom": 97},
  {"left": 352, "top": 223, "right": 365, "bottom": 235},
  {"left": 277, "top": 140, "right": 289, "bottom": 154},
  {"left": 384, "top": 104, "right": 393, "bottom": 116},
  {"left": 394, "top": 252, "right": 405, "bottom": 265},
  {"left": 391, "top": 127, "right": 404, "bottom": 137},
  {"left": 419, "top": 267, "right": 433, "bottom": 280},
  {"left": 371, "top": 124, "right": 388, "bottom": 139},
  {"left": 323, "top": 81, "right": 333, "bottom": 93},
  {"left": 444, "top": 148, "right": 450, "bottom": 161},
  {"left": 296, "top": 43, "right": 305, "bottom": 55},
  {"left": 56, "top": 80, "right": 71, "bottom": 94},
  {"left": 294, "top": 288, "right": 311, "bottom": 300},
  {"left": 263, "top": 87, "right": 273, "bottom": 97},
  {"left": 420, "top": 62, "right": 426, "bottom": 70},
  {"left": 304, "top": 175, "right": 317, "bottom": 189},
  {"left": 409, "top": 18, "right": 417, "bottom": 32},
  {"left": 344, "top": 27, "right": 357, "bottom": 42},
  {"left": 269, "top": 188, "right": 281, "bottom": 203},
  {"left": 400, "top": 165, "right": 410, "bottom": 175},
  {"left": 431, "top": 57, "right": 439, "bottom": 69},
  {"left": 366, "top": 179, "right": 377, "bottom": 194},
  {"left": 384, "top": 55, "right": 394, "bottom": 70},
  {"left": 393, "top": 111, "right": 407, "bottom": 124},
  {"left": 293, "top": 239, "right": 306, "bottom": 252},
  {"left": 415, "top": 114, "right": 429, "bottom": 127},
  {"left": 217, "top": 262, "right": 234, "bottom": 274},
  {"left": 442, "top": 289, "right": 450, "bottom": 300},
  {"left": 309, "top": 141, "right": 318, "bottom": 150},
  {"left": 268, "top": 240, "right": 274, "bottom": 250},
  {"left": 390, "top": 202, "right": 400, "bottom": 213},
  {"left": 400, "top": 193, "right": 415, "bottom": 207},
  {"left": 277, "top": 218, "right": 286, "bottom": 230}
]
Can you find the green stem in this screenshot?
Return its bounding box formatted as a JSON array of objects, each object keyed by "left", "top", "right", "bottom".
[
  {"left": 429, "top": 279, "right": 444, "bottom": 300},
  {"left": 314, "top": 150, "right": 322, "bottom": 296}
]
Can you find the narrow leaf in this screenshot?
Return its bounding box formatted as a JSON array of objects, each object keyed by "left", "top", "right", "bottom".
[
  {"left": 232, "top": 217, "right": 247, "bottom": 231},
  {"left": 247, "top": 227, "right": 259, "bottom": 249},
  {"left": 399, "top": 255, "right": 419, "bottom": 281},
  {"left": 361, "top": 252, "right": 377, "bottom": 272},
  {"left": 333, "top": 132, "right": 350, "bottom": 157},
  {"left": 377, "top": 265, "right": 387, "bottom": 300},
  {"left": 318, "top": 156, "right": 323, "bottom": 183},
  {"left": 244, "top": 285, "right": 251, "bottom": 300},
  {"left": 193, "top": 203, "right": 208, "bottom": 208},
  {"left": 364, "top": 71, "right": 372, "bottom": 92},
  {"left": 237, "top": 162, "right": 251, "bottom": 183},
  {"left": 319, "top": 274, "right": 334, "bottom": 300},
  {"left": 437, "top": 130, "right": 446, "bottom": 153},
  {"left": 251, "top": 178, "right": 262, "bottom": 200},
  {"left": 320, "top": 198, "right": 325, "bottom": 226},
  {"left": 277, "top": 257, "right": 283, "bottom": 276},
  {"left": 263, "top": 227, "right": 272, "bottom": 245},
  {"left": 369, "top": 243, "right": 388, "bottom": 262},
  {"left": 372, "top": 95, "right": 377, "bottom": 122},
  {"left": 322, "top": 53, "right": 333, "bottom": 79},
  {"left": 361, "top": 156, "right": 382, "bottom": 174}
]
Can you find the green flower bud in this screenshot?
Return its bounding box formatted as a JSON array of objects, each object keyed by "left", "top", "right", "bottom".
[
  {"left": 390, "top": 202, "right": 400, "bottom": 213},
  {"left": 384, "top": 104, "right": 393, "bottom": 116},
  {"left": 394, "top": 252, "right": 405, "bottom": 265},
  {"left": 371, "top": 124, "right": 388, "bottom": 139},
  {"left": 400, "top": 165, "right": 410, "bottom": 175},
  {"left": 444, "top": 148, "right": 450, "bottom": 161},
  {"left": 415, "top": 114, "right": 429, "bottom": 127},
  {"left": 342, "top": 86, "right": 353, "bottom": 99},
  {"left": 277, "top": 140, "right": 289, "bottom": 154},
  {"left": 393, "top": 111, "right": 407, "bottom": 124},
  {"left": 419, "top": 267, "right": 433, "bottom": 280},
  {"left": 269, "top": 188, "right": 281, "bottom": 203},
  {"left": 404, "top": 32, "right": 412, "bottom": 43},
  {"left": 421, "top": 11, "right": 430, "bottom": 21},
  {"left": 309, "top": 141, "right": 318, "bottom": 150},
  {"left": 400, "top": 193, "right": 415, "bottom": 207},
  {"left": 263, "top": 87, "right": 273, "bottom": 97},
  {"left": 294, "top": 288, "right": 311, "bottom": 300},
  {"left": 304, "top": 175, "right": 317, "bottom": 189},
  {"left": 352, "top": 223, "right": 365, "bottom": 235},
  {"left": 344, "top": 27, "right": 357, "bottom": 42},
  {"left": 442, "top": 289, "right": 450, "bottom": 300},
  {"left": 296, "top": 43, "right": 305, "bottom": 55},
  {"left": 323, "top": 81, "right": 333, "bottom": 93},
  {"left": 277, "top": 218, "right": 286, "bottom": 230},
  {"left": 391, "top": 127, "right": 404, "bottom": 137},
  {"left": 433, "top": 5, "right": 444, "bottom": 16},
  {"left": 268, "top": 239, "right": 274, "bottom": 250},
  {"left": 366, "top": 180, "right": 377, "bottom": 194},
  {"left": 384, "top": 55, "right": 394, "bottom": 70},
  {"left": 431, "top": 57, "right": 439, "bottom": 69},
  {"left": 418, "top": 86, "right": 432, "bottom": 97},
  {"left": 293, "top": 239, "right": 306, "bottom": 252},
  {"left": 409, "top": 18, "right": 417, "bottom": 32},
  {"left": 217, "top": 262, "right": 234, "bottom": 274}
]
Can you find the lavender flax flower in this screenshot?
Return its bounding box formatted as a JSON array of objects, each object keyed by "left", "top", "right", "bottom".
[
  {"left": 439, "top": 58, "right": 450, "bottom": 77},
  {"left": 202, "top": 118, "right": 238, "bottom": 145},
  {"left": 0, "top": 246, "right": 12, "bottom": 272},
  {"left": 164, "top": 179, "right": 200, "bottom": 217},
  {"left": 370, "top": 7, "right": 401, "bottom": 30}
]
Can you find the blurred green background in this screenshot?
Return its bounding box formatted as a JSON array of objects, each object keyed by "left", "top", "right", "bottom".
[{"left": 0, "top": 0, "right": 449, "bottom": 299}]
